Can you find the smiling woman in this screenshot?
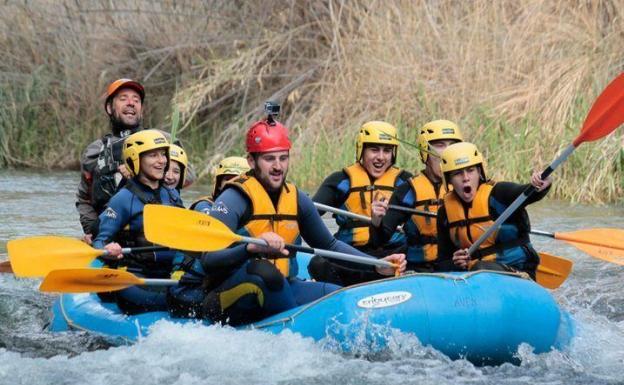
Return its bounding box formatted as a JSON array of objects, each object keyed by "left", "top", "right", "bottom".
[
  {"left": 309, "top": 121, "right": 413, "bottom": 286},
  {"left": 138, "top": 148, "right": 168, "bottom": 189},
  {"left": 88, "top": 129, "right": 185, "bottom": 314}
]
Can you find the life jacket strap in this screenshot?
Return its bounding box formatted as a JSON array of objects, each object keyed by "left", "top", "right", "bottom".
[
  {"left": 250, "top": 214, "right": 298, "bottom": 221},
  {"left": 347, "top": 185, "right": 395, "bottom": 193},
  {"left": 346, "top": 184, "right": 395, "bottom": 210},
  {"left": 407, "top": 233, "right": 437, "bottom": 246},
  {"left": 414, "top": 198, "right": 443, "bottom": 207},
  {"left": 416, "top": 234, "right": 438, "bottom": 245},
  {"left": 448, "top": 215, "right": 491, "bottom": 229},
  {"left": 124, "top": 179, "right": 162, "bottom": 205}
]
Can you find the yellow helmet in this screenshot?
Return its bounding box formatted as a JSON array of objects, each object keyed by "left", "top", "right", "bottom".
[
  {"left": 216, "top": 156, "right": 250, "bottom": 177},
  {"left": 418, "top": 120, "right": 463, "bottom": 163},
  {"left": 122, "top": 129, "right": 170, "bottom": 177},
  {"left": 169, "top": 144, "right": 188, "bottom": 189},
  {"left": 213, "top": 156, "right": 250, "bottom": 198},
  {"left": 440, "top": 142, "right": 487, "bottom": 186},
  {"left": 355, "top": 121, "right": 400, "bottom": 161}
]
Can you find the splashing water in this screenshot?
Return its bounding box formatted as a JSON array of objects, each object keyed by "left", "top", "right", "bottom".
[{"left": 0, "top": 171, "right": 623, "bottom": 385}]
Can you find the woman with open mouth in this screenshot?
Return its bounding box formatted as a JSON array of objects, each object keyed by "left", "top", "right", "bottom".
[{"left": 436, "top": 142, "right": 552, "bottom": 279}]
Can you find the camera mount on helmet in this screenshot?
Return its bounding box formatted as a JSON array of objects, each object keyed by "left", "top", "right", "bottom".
[{"left": 264, "top": 101, "right": 281, "bottom": 126}]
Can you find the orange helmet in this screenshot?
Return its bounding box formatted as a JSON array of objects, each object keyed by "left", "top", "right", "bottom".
[{"left": 104, "top": 78, "right": 145, "bottom": 111}]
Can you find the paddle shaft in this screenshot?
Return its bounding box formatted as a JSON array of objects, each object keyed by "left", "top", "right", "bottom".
[
  {"left": 239, "top": 236, "right": 396, "bottom": 269},
  {"left": 314, "top": 202, "right": 372, "bottom": 223},
  {"left": 530, "top": 230, "right": 558, "bottom": 239},
  {"left": 316, "top": 200, "right": 615, "bottom": 258},
  {"left": 138, "top": 278, "right": 178, "bottom": 286},
  {"left": 531, "top": 229, "right": 624, "bottom": 250},
  {"left": 315, "top": 202, "right": 437, "bottom": 221},
  {"left": 467, "top": 144, "right": 575, "bottom": 256},
  {"left": 103, "top": 245, "right": 170, "bottom": 257},
  {"left": 387, "top": 204, "right": 436, "bottom": 218}
]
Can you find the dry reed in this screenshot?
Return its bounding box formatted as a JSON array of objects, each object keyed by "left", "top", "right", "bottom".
[{"left": 0, "top": 0, "right": 622, "bottom": 202}]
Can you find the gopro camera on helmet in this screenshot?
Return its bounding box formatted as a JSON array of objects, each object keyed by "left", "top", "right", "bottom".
[{"left": 264, "top": 101, "right": 281, "bottom": 125}]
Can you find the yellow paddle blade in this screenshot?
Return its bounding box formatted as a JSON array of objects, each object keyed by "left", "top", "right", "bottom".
[
  {"left": 536, "top": 252, "right": 573, "bottom": 290},
  {"left": 8, "top": 236, "right": 104, "bottom": 278},
  {"left": 144, "top": 204, "right": 242, "bottom": 252},
  {"left": 40, "top": 268, "right": 145, "bottom": 293},
  {"left": 555, "top": 228, "right": 624, "bottom": 265}
]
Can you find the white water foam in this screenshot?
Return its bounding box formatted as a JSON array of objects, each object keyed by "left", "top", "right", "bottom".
[
  {"left": 0, "top": 311, "right": 623, "bottom": 385},
  {"left": 2, "top": 173, "right": 624, "bottom": 385}
]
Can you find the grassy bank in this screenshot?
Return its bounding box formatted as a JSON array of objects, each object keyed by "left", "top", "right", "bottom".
[{"left": 0, "top": 1, "right": 622, "bottom": 202}]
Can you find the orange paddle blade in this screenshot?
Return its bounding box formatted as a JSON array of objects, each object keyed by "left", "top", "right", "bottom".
[
  {"left": 574, "top": 72, "right": 624, "bottom": 145},
  {"left": 536, "top": 252, "right": 573, "bottom": 290},
  {"left": 555, "top": 228, "right": 624, "bottom": 266},
  {"left": 144, "top": 204, "right": 242, "bottom": 252},
  {"left": 39, "top": 268, "right": 145, "bottom": 293},
  {"left": 8, "top": 236, "right": 104, "bottom": 278}
]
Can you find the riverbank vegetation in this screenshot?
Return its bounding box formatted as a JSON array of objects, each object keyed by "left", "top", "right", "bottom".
[{"left": 0, "top": 1, "right": 622, "bottom": 202}]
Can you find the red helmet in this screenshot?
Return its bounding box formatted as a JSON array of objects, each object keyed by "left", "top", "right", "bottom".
[
  {"left": 245, "top": 120, "right": 291, "bottom": 153},
  {"left": 104, "top": 78, "right": 145, "bottom": 111}
]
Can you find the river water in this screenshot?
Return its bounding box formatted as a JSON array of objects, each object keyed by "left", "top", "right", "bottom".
[{"left": 0, "top": 170, "right": 622, "bottom": 385}]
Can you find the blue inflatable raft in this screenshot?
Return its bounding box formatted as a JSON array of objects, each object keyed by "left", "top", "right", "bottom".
[{"left": 49, "top": 264, "right": 574, "bottom": 365}]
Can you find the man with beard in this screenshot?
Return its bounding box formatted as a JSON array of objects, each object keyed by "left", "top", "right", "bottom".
[
  {"left": 76, "top": 79, "right": 192, "bottom": 243},
  {"left": 76, "top": 79, "right": 147, "bottom": 243},
  {"left": 166, "top": 118, "right": 406, "bottom": 324},
  {"left": 436, "top": 142, "right": 552, "bottom": 279}
]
